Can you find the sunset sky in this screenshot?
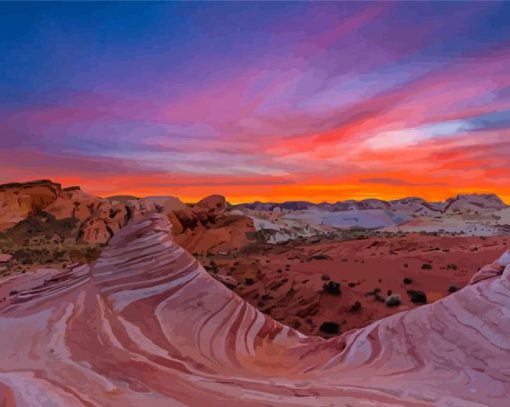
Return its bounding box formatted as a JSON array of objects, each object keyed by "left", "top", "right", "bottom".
[{"left": 1, "top": 2, "right": 510, "bottom": 203}]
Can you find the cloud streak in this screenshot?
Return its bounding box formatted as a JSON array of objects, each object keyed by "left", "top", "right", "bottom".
[{"left": 0, "top": 2, "right": 509, "bottom": 202}]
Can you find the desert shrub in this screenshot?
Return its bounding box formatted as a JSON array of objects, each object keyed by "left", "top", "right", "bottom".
[
  {"left": 349, "top": 301, "right": 362, "bottom": 312},
  {"left": 319, "top": 322, "right": 340, "bottom": 334},
  {"left": 365, "top": 287, "right": 384, "bottom": 302},
  {"left": 322, "top": 281, "right": 341, "bottom": 296},
  {"left": 365, "top": 287, "right": 381, "bottom": 296},
  {"left": 310, "top": 254, "right": 331, "bottom": 261},
  {"left": 407, "top": 290, "right": 427, "bottom": 304},
  {"left": 385, "top": 294, "right": 402, "bottom": 307}
]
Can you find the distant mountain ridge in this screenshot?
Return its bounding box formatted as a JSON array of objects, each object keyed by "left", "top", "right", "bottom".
[
  {"left": 1, "top": 180, "right": 508, "bottom": 250},
  {"left": 234, "top": 193, "right": 510, "bottom": 241},
  {"left": 1, "top": 179, "right": 506, "bottom": 213},
  {"left": 234, "top": 193, "right": 507, "bottom": 213}
]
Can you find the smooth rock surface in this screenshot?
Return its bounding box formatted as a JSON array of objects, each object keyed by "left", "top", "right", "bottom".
[{"left": 0, "top": 214, "right": 509, "bottom": 406}]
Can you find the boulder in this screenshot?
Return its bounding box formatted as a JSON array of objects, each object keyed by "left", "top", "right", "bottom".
[{"left": 195, "top": 195, "right": 226, "bottom": 213}]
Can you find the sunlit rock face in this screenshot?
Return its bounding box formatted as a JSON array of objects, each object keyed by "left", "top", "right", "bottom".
[
  {"left": 0, "top": 180, "right": 256, "bottom": 264},
  {"left": 0, "top": 180, "right": 62, "bottom": 231},
  {"left": 1, "top": 214, "right": 509, "bottom": 406},
  {"left": 0, "top": 180, "right": 155, "bottom": 245},
  {"left": 445, "top": 193, "right": 508, "bottom": 214}
]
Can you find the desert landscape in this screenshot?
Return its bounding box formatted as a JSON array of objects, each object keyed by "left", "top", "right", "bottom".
[
  {"left": 1, "top": 180, "right": 509, "bottom": 341},
  {"left": 0, "top": 180, "right": 509, "bottom": 406},
  {"left": 2, "top": 2, "right": 510, "bottom": 406}
]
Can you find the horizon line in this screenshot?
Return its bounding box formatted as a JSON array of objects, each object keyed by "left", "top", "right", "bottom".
[{"left": 2, "top": 178, "right": 509, "bottom": 206}]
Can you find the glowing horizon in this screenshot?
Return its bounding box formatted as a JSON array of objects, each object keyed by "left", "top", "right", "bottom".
[
  {"left": 1, "top": 3, "right": 509, "bottom": 203},
  {"left": 4, "top": 176, "right": 509, "bottom": 206}
]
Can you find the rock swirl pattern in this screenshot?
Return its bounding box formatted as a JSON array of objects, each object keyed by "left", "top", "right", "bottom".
[{"left": 1, "top": 214, "right": 509, "bottom": 406}]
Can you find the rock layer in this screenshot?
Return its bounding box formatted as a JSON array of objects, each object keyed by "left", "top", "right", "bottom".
[
  {"left": 0, "top": 180, "right": 62, "bottom": 231},
  {"left": 0, "top": 214, "right": 509, "bottom": 406},
  {"left": 0, "top": 180, "right": 256, "bottom": 251}
]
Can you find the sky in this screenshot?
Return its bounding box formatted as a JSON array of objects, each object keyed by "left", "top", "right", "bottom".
[{"left": 1, "top": 2, "right": 510, "bottom": 203}]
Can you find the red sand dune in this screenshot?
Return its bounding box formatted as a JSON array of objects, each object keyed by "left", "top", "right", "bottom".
[{"left": 1, "top": 214, "right": 509, "bottom": 406}]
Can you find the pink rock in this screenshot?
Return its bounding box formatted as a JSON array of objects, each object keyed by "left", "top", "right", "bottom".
[
  {"left": 0, "top": 254, "right": 12, "bottom": 263},
  {"left": 0, "top": 213, "right": 508, "bottom": 406},
  {"left": 469, "top": 249, "right": 510, "bottom": 284}
]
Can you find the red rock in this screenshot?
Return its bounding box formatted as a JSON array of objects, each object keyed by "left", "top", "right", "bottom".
[
  {"left": 0, "top": 180, "right": 61, "bottom": 231},
  {"left": 0, "top": 214, "right": 508, "bottom": 406},
  {"left": 0, "top": 254, "right": 12, "bottom": 263},
  {"left": 195, "top": 194, "right": 226, "bottom": 212}
]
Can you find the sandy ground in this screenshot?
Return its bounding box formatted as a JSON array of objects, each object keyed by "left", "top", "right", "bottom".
[{"left": 201, "top": 234, "right": 509, "bottom": 337}]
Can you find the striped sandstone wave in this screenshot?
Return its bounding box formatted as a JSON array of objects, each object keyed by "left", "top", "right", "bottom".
[{"left": 0, "top": 214, "right": 509, "bottom": 406}]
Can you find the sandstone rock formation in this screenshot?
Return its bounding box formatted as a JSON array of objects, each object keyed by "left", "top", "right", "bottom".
[
  {"left": 174, "top": 213, "right": 255, "bottom": 254},
  {"left": 0, "top": 180, "right": 61, "bottom": 231},
  {"left": 0, "top": 213, "right": 508, "bottom": 406},
  {"left": 0, "top": 180, "right": 138, "bottom": 244},
  {"left": 165, "top": 195, "right": 255, "bottom": 254},
  {"left": 0, "top": 180, "right": 255, "bottom": 251},
  {"left": 195, "top": 194, "right": 226, "bottom": 212},
  {"left": 445, "top": 193, "right": 508, "bottom": 214}
]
